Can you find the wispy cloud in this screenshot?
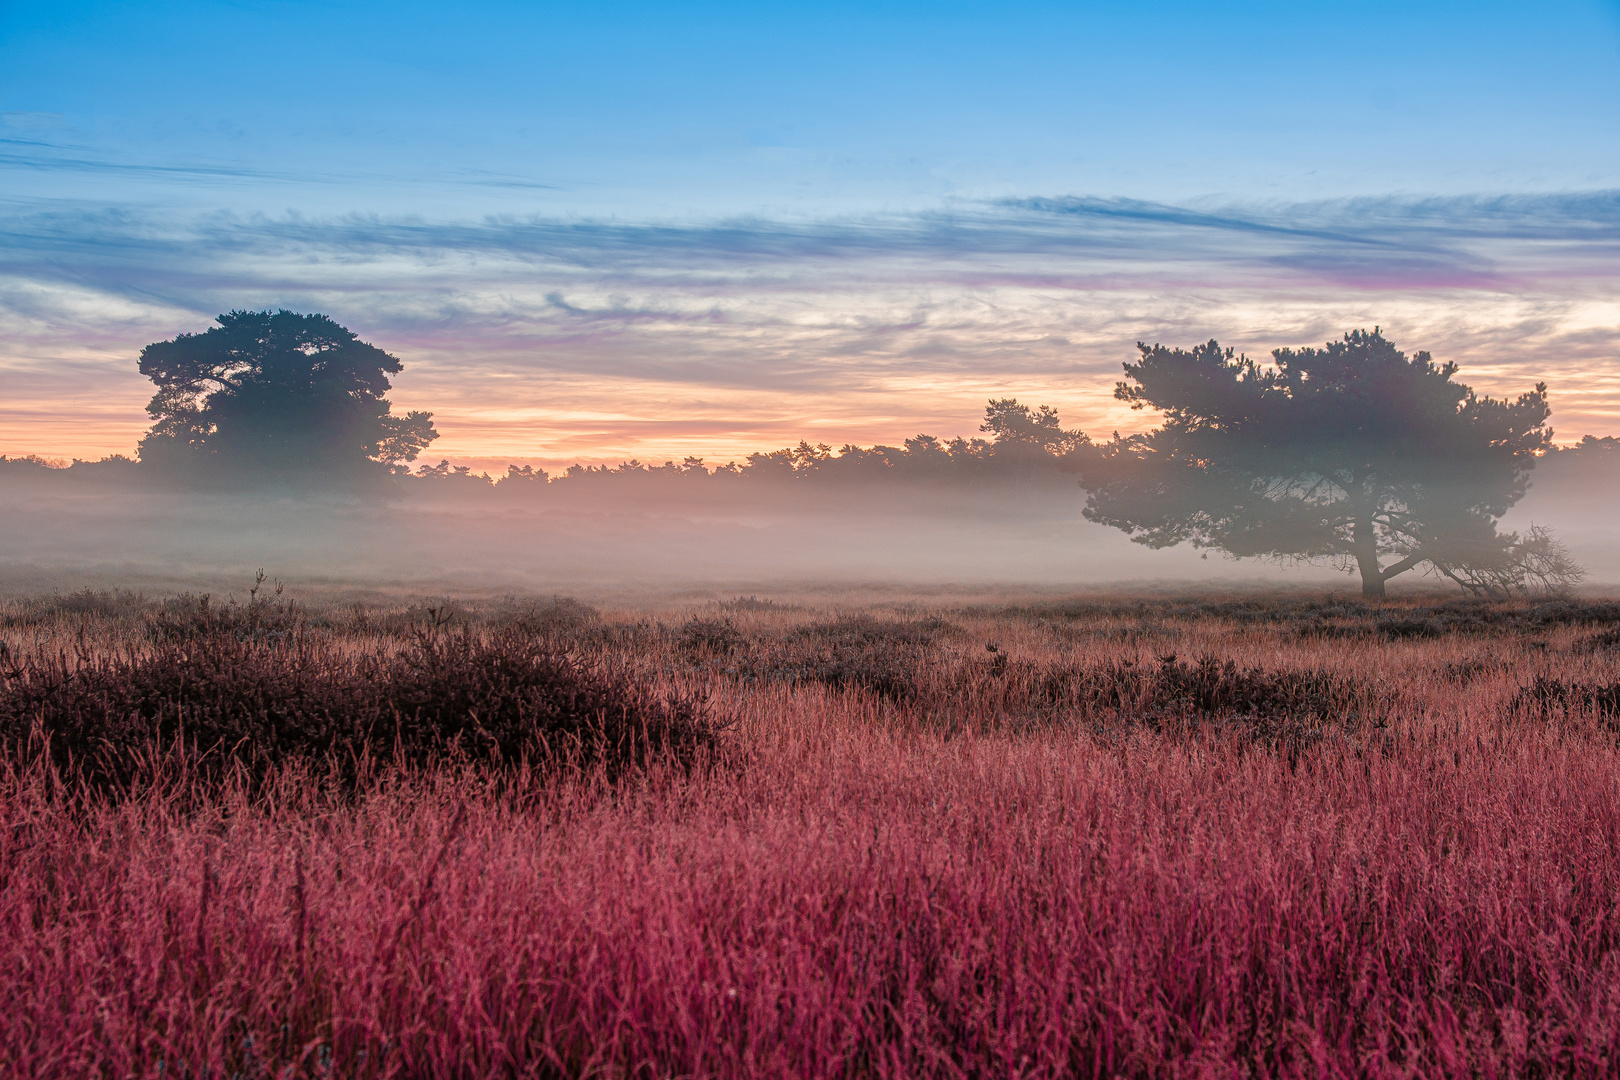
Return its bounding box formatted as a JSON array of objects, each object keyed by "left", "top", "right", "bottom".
[{"left": 24, "top": 196, "right": 1615, "bottom": 301}]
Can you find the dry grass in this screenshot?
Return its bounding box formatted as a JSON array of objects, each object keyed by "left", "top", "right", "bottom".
[{"left": 3, "top": 588, "right": 1620, "bottom": 1076}]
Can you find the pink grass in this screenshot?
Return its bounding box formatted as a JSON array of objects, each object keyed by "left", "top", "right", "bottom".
[{"left": 4, "top": 681, "right": 1620, "bottom": 1078}]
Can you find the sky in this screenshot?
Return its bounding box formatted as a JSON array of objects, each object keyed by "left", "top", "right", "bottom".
[{"left": 2, "top": 0, "right": 1618, "bottom": 470}]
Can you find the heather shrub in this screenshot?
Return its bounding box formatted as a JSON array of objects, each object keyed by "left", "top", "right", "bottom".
[
  {"left": 1293, "top": 617, "right": 1376, "bottom": 640},
  {"left": 732, "top": 615, "right": 952, "bottom": 701},
  {"left": 1514, "top": 675, "right": 1620, "bottom": 721},
  {"left": 1382, "top": 598, "right": 1620, "bottom": 638},
  {"left": 0, "top": 587, "right": 152, "bottom": 627},
  {"left": 798, "top": 614, "right": 951, "bottom": 647},
  {"left": 988, "top": 596, "right": 1620, "bottom": 642},
  {"left": 1375, "top": 610, "right": 1485, "bottom": 639},
  {"left": 495, "top": 594, "right": 600, "bottom": 633},
  {"left": 383, "top": 628, "right": 711, "bottom": 773},
  {"left": 1121, "top": 654, "right": 1367, "bottom": 720},
  {"left": 1523, "top": 598, "right": 1620, "bottom": 627},
  {"left": 715, "top": 594, "right": 785, "bottom": 612},
  {"left": 979, "top": 595, "right": 1377, "bottom": 626},
  {"left": 0, "top": 627, "right": 712, "bottom": 789},
  {"left": 358, "top": 594, "right": 602, "bottom": 637},
  {"left": 946, "top": 654, "right": 1381, "bottom": 753},
  {"left": 349, "top": 598, "right": 468, "bottom": 637},
  {"left": 1068, "top": 654, "right": 1363, "bottom": 723},
  {"left": 1047, "top": 620, "right": 1174, "bottom": 645},
  {"left": 679, "top": 616, "right": 745, "bottom": 657},
  {"left": 1289, "top": 599, "right": 1620, "bottom": 642},
  {"left": 1571, "top": 627, "right": 1620, "bottom": 654},
  {"left": 1437, "top": 657, "right": 1506, "bottom": 685},
  {"left": 146, "top": 573, "right": 313, "bottom": 643}
]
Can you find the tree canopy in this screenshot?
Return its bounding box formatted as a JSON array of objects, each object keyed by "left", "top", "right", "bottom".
[
  {"left": 727, "top": 400, "right": 1087, "bottom": 483},
  {"left": 137, "top": 310, "right": 437, "bottom": 479},
  {"left": 1081, "top": 329, "right": 1577, "bottom": 597}
]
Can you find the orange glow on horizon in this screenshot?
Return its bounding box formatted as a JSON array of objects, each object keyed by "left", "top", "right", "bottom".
[
  {"left": 6, "top": 280, "right": 1618, "bottom": 471},
  {"left": 6, "top": 362, "right": 1618, "bottom": 474}
]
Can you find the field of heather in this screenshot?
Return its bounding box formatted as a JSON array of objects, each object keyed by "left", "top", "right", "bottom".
[{"left": 4, "top": 588, "right": 1620, "bottom": 1078}]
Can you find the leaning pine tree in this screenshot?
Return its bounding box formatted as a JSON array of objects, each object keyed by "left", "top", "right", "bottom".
[{"left": 1081, "top": 329, "right": 1584, "bottom": 598}]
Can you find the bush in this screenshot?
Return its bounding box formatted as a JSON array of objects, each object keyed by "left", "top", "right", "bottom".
[
  {"left": 1572, "top": 628, "right": 1620, "bottom": 654},
  {"left": 733, "top": 616, "right": 951, "bottom": 701},
  {"left": 491, "top": 595, "right": 601, "bottom": 634},
  {"left": 679, "top": 617, "right": 745, "bottom": 657},
  {"left": 0, "top": 588, "right": 152, "bottom": 627},
  {"left": 0, "top": 627, "right": 712, "bottom": 790},
  {"left": 979, "top": 596, "right": 1379, "bottom": 626},
  {"left": 1064, "top": 654, "right": 1369, "bottom": 721},
  {"left": 1436, "top": 658, "right": 1504, "bottom": 685},
  {"left": 1524, "top": 600, "right": 1620, "bottom": 628},
  {"left": 1513, "top": 676, "right": 1620, "bottom": 720},
  {"left": 716, "top": 595, "right": 784, "bottom": 612},
  {"left": 990, "top": 597, "right": 1620, "bottom": 642},
  {"left": 146, "top": 571, "right": 311, "bottom": 643}
]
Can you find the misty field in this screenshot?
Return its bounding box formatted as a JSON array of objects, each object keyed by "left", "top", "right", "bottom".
[{"left": 4, "top": 588, "right": 1620, "bottom": 1078}]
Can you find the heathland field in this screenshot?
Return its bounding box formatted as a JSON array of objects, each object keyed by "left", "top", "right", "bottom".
[{"left": 4, "top": 587, "right": 1620, "bottom": 1077}]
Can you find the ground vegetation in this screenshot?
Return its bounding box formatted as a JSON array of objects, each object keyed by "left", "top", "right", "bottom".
[{"left": 4, "top": 586, "right": 1620, "bottom": 1075}]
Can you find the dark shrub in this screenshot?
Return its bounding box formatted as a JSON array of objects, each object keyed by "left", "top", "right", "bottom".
[
  {"left": 1157, "top": 656, "right": 1366, "bottom": 720},
  {"left": 1294, "top": 619, "right": 1374, "bottom": 641},
  {"left": 1375, "top": 616, "right": 1447, "bottom": 640},
  {"left": 147, "top": 573, "right": 312, "bottom": 643},
  {"left": 1, "top": 588, "right": 152, "bottom": 627},
  {"left": 147, "top": 592, "right": 304, "bottom": 643},
  {"left": 1514, "top": 676, "right": 1620, "bottom": 720},
  {"left": 984, "top": 597, "right": 1377, "bottom": 627},
  {"left": 1524, "top": 600, "right": 1620, "bottom": 628},
  {"left": 0, "top": 627, "right": 712, "bottom": 790},
  {"left": 732, "top": 616, "right": 951, "bottom": 702},
  {"left": 1372, "top": 601, "right": 1507, "bottom": 639},
  {"left": 1572, "top": 628, "right": 1620, "bottom": 654},
  {"left": 382, "top": 629, "right": 708, "bottom": 771},
  {"left": 679, "top": 617, "right": 745, "bottom": 657},
  {"left": 1288, "top": 600, "right": 1620, "bottom": 643},
  {"left": 1436, "top": 658, "right": 1504, "bottom": 685},
  {"left": 1056, "top": 654, "right": 1371, "bottom": 726},
  {"left": 795, "top": 615, "right": 948, "bottom": 648},
  {"left": 717, "top": 595, "right": 784, "bottom": 612},
  {"left": 494, "top": 595, "right": 601, "bottom": 634},
  {"left": 1374, "top": 600, "right": 1620, "bottom": 640}
]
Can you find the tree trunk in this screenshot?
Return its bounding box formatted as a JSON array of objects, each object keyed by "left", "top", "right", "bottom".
[
  {"left": 1358, "top": 555, "right": 1386, "bottom": 598},
  {"left": 1353, "top": 501, "right": 1385, "bottom": 598}
]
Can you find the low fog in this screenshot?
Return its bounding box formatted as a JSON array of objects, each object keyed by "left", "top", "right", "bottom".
[{"left": 3, "top": 462, "right": 1616, "bottom": 604}]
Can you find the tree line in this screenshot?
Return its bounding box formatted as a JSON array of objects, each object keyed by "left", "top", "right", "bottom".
[{"left": 6, "top": 309, "right": 1606, "bottom": 598}]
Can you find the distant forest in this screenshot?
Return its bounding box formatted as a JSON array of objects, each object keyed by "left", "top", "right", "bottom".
[{"left": 6, "top": 427, "right": 1619, "bottom": 496}]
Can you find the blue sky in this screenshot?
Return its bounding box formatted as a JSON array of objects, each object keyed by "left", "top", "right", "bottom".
[{"left": 3, "top": 0, "right": 1618, "bottom": 465}]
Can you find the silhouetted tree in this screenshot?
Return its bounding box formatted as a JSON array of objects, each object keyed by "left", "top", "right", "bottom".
[
  {"left": 979, "top": 398, "right": 1091, "bottom": 481},
  {"left": 980, "top": 399, "right": 1083, "bottom": 453},
  {"left": 137, "top": 310, "right": 437, "bottom": 479},
  {"left": 1082, "top": 330, "right": 1573, "bottom": 597}
]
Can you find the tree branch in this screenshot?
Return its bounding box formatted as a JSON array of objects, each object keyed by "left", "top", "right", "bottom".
[{"left": 1379, "top": 552, "right": 1426, "bottom": 582}]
